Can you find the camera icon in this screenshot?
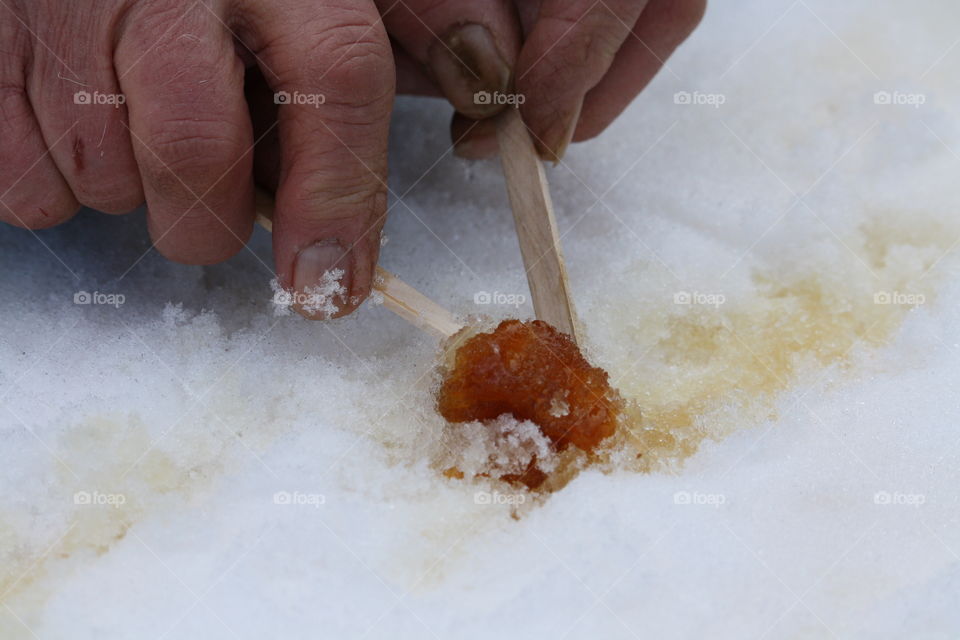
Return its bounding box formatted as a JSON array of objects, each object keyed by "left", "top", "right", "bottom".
[
  {"left": 673, "top": 91, "right": 692, "bottom": 105},
  {"left": 273, "top": 491, "right": 291, "bottom": 505},
  {"left": 873, "top": 491, "right": 891, "bottom": 505},
  {"left": 873, "top": 291, "right": 891, "bottom": 305},
  {"left": 74, "top": 91, "right": 92, "bottom": 105},
  {"left": 673, "top": 491, "right": 691, "bottom": 505},
  {"left": 873, "top": 91, "right": 892, "bottom": 105},
  {"left": 474, "top": 491, "right": 492, "bottom": 505},
  {"left": 673, "top": 291, "right": 691, "bottom": 305},
  {"left": 473, "top": 91, "right": 492, "bottom": 105},
  {"left": 273, "top": 289, "right": 294, "bottom": 307},
  {"left": 74, "top": 491, "right": 91, "bottom": 505},
  {"left": 474, "top": 291, "right": 492, "bottom": 305},
  {"left": 74, "top": 291, "right": 92, "bottom": 305},
  {"left": 274, "top": 91, "right": 292, "bottom": 105}
]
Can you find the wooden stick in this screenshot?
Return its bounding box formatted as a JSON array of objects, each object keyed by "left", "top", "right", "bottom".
[
  {"left": 254, "top": 190, "right": 463, "bottom": 339},
  {"left": 373, "top": 268, "right": 464, "bottom": 338},
  {"left": 496, "top": 107, "right": 580, "bottom": 343}
]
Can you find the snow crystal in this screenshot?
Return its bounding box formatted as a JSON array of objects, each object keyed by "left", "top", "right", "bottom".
[
  {"left": 548, "top": 393, "right": 570, "bottom": 418},
  {"left": 2, "top": 1, "right": 959, "bottom": 637},
  {"left": 269, "top": 270, "right": 345, "bottom": 319},
  {"left": 436, "top": 414, "right": 558, "bottom": 479}
]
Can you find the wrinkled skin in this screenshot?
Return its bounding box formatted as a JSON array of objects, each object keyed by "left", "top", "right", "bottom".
[{"left": 0, "top": 0, "right": 704, "bottom": 317}]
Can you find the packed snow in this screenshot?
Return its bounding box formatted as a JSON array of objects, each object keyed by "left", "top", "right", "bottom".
[{"left": 2, "top": 0, "right": 960, "bottom": 637}]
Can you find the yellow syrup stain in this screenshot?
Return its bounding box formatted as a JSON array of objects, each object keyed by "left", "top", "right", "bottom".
[
  {"left": 603, "top": 218, "right": 948, "bottom": 476},
  {"left": 0, "top": 410, "right": 242, "bottom": 634},
  {"left": 432, "top": 217, "right": 952, "bottom": 496}
]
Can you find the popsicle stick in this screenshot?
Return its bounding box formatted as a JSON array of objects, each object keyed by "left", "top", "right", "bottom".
[
  {"left": 254, "top": 190, "right": 463, "bottom": 339},
  {"left": 496, "top": 107, "right": 580, "bottom": 343},
  {"left": 373, "top": 268, "right": 464, "bottom": 338}
]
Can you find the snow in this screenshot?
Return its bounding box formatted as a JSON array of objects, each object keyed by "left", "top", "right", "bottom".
[
  {"left": 437, "top": 414, "right": 559, "bottom": 481},
  {"left": 3, "top": 0, "right": 960, "bottom": 637},
  {"left": 269, "top": 271, "right": 345, "bottom": 318}
]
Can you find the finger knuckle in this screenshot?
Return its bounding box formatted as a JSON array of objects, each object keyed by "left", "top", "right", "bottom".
[
  {"left": 0, "top": 190, "right": 77, "bottom": 229},
  {"left": 546, "top": 10, "right": 629, "bottom": 67},
  {"left": 123, "top": 1, "right": 202, "bottom": 47},
  {"left": 299, "top": 22, "right": 394, "bottom": 110},
  {"left": 576, "top": 26, "right": 627, "bottom": 67},
  {"left": 0, "top": 86, "right": 36, "bottom": 143},
  {"left": 288, "top": 175, "right": 387, "bottom": 228},
  {"left": 142, "top": 120, "right": 245, "bottom": 197}
]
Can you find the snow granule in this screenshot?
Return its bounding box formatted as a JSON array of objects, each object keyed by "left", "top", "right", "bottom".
[{"left": 270, "top": 269, "right": 345, "bottom": 319}]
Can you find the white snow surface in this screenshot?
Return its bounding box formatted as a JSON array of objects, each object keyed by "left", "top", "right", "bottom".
[{"left": 3, "top": 1, "right": 960, "bottom": 637}]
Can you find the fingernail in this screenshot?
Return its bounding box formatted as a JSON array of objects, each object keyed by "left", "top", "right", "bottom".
[
  {"left": 293, "top": 240, "right": 351, "bottom": 320},
  {"left": 428, "top": 23, "right": 511, "bottom": 120},
  {"left": 539, "top": 101, "right": 583, "bottom": 164}
]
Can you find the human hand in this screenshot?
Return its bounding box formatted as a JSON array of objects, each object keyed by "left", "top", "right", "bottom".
[
  {"left": 381, "top": 0, "right": 706, "bottom": 160},
  {"left": 0, "top": 0, "right": 394, "bottom": 318}
]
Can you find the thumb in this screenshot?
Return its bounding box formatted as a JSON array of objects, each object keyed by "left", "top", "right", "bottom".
[{"left": 240, "top": 0, "right": 394, "bottom": 319}]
